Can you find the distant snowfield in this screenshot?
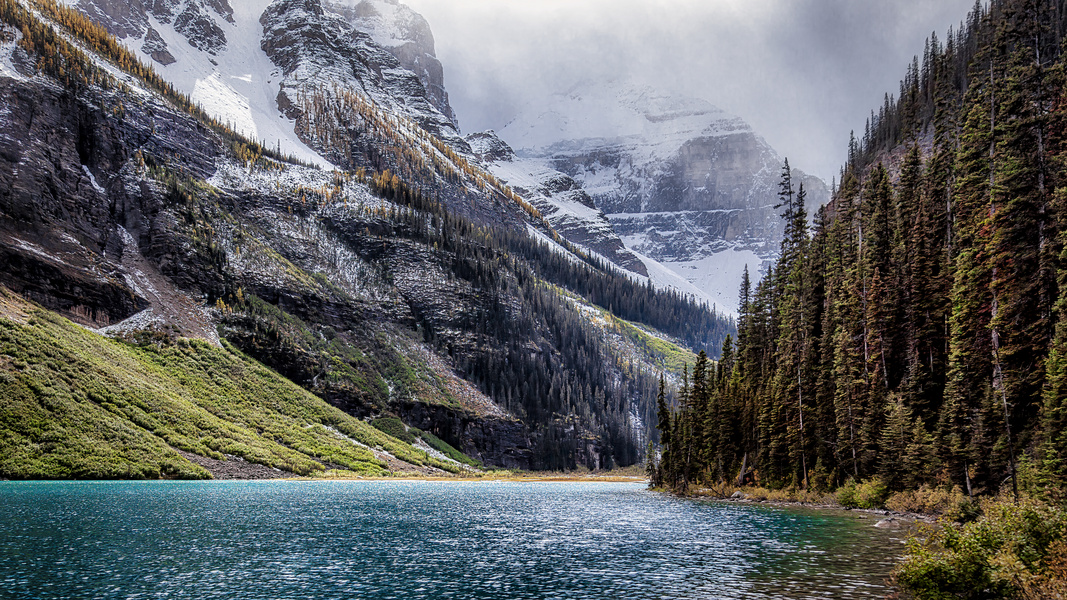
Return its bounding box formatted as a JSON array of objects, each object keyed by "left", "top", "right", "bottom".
[
  {"left": 490, "top": 157, "right": 605, "bottom": 223},
  {"left": 502, "top": 81, "right": 738, "bottom": 151},
  {"left": 625, "top": 248, "right": 759, "bottom": 318},
  {"left": 502, "top": 81, "right": 758, "bottom": 201}
]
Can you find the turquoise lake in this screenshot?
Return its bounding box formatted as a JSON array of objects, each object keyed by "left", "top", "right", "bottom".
[{"left": 0, "top": 481, "right": 906, "bottom": 599}]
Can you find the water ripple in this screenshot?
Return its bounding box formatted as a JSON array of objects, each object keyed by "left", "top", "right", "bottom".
[{"left": 0, "top": 481, "right": 904, "bottom": 599}]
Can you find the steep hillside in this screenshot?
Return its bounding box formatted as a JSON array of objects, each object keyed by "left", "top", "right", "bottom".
[
  {"left": 502, "top": 82, "right": 831, "bottom": 313},
  {"left": 0, "top": 0, "right": 732, "bottom": 472},
  {"left": 0, "top": 287, "right": 460, "bottom": 479}
]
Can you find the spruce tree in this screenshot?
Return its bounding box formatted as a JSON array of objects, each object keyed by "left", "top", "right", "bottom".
[{"left": 655, "top": 374, "right": 671, "bottom": 488}]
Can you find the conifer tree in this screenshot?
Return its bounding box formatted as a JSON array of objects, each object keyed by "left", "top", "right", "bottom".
[
  {"left": 691, "top": 351, "right": 710, "bottom": 478},
  {"left": 655, "top": 374, "right": 671, "bottom": 488},
  {"left": 652, "top": 0, "right": 1067, "bottom": 494}
]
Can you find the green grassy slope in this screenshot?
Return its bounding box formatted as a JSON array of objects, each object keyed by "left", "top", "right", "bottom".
[{"left": 0, "top": 291, "right": 459, "bottom": 479}]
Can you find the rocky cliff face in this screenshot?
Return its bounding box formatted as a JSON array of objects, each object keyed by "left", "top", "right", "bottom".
[
  {"left": 326, "top": 0, "right": 458, "bottom": 127},
  {"left": 502, "top": 82, "right": 830, "bottom": 312},
  {"left": 396, "top": 400, "right": 531, "bottom": 469},
  {"left": 261, "top": 0, "right": 463, "bottom": 145},
  {"left": 257, "top": 0, "right": 545, "bottom": 235},
  {"left": 68, "top": 0, "right": 232, "bottom": 57},
  {"left": 0, "top": 72, "right": 219, "bottom": 333}
]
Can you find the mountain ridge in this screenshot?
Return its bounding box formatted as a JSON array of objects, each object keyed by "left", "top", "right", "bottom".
[
  {"left": 499, "top": 80, "right": 830, "bottom": 313},
  {"left": 0, "top": 0, "right": 733, "bottom": 475}
]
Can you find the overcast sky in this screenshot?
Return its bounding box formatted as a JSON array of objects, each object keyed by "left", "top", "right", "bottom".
[{"left": 403, "top": 0, "right": 980, "bottom": 182}]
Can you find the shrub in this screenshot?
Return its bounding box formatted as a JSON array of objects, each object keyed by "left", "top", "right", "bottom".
[
  {"left": 733, "top": 485, "right": 834, "bottom": 505},
  {"left": 887, "top": 484, "right": 978, "bottom": 522},
  {"left": 1021, "top": 539, "right": 1067, "bottom": 599},
  {"left": 837, "top": 477, "right": 889, "bottom": 509},
  {"left": 371, "top": 417, "right": 415, "bottom": 444},
  {"left": 895, "top": 497, "right": 1067, "bottom": 600}
]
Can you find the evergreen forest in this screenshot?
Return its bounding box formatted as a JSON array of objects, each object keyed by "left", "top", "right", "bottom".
[{"left": 653, "top": 0, "right": 1067, "bottom": 498}]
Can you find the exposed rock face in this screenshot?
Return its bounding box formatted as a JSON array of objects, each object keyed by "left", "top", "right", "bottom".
[
  {"left": 0, "top": 78, "right": 221, "bottom": 330},
  {"left": 466, "top": 131, "right": 515, "bottom": 163},
  {"left": 326, "top": 0, "right": 458, "bottom": 127},
  {"left": 170, "top": 1, "right": 227, "bottom": 54},
  {"left": 502, "top": 82, "right": 831, "bottom": 311},
  {"left": 70, "top": 0, "right": 148, "bottom": 38},
  {"left": 397, "top": 401, "right": 532, "bottom": 469},
  {"left": 262, "top": 0, "right": 463, "bottom": 145},
  {"left": 468, "top": 131, "right": 648, "bottom": 276},
  {"left": 70, "top": 0, "right": 232, "bottom": 56},
  {"left": 141, "top": 27, "right": 175, "bottom": 65}
]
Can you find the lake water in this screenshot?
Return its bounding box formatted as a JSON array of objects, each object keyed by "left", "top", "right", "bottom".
[{"left": 0, "top": 481, "right": 906, "bottom": 599}]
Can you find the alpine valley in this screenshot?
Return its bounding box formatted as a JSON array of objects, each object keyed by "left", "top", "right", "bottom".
[
  {"left": 0, "top": 0, "right": 769, "bottom": 478},
  {"left": 9, "top": 0, "right": 1067, "bottom": 598}
]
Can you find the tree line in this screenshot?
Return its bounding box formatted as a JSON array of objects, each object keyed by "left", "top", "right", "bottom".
[{"left": 653, "top": 0, "right": 1067, "bottom": 495}]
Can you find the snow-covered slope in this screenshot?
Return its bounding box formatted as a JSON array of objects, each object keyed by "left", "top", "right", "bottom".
[
  {"left": 60, "top": 0, "right": 472, "bottom": 167},
  {"left": 467, "top": 131, "right": 647, "bottom": 277},
  {"left": 60, "top": 0, "right": 326, "bottom": 166},
  {"left": 501, "top": 81, "right": 830, "bottom": 314}
]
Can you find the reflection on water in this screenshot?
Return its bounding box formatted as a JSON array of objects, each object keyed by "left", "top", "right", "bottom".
[{"left": 0, "top": 481, "right": 904, "bottom": 599}]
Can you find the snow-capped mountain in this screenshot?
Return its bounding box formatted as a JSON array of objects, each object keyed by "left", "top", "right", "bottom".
[
  {"left": 58, "top": 0, "right": 824, "bottom": 316},
  {"left": 466, "top": 131, "right": 647, "bottom": 276},
  {"left": 326, "top": 0, "right": 457, "bottom": 127},
  {"left": 63, "top": 0, "right": 545, "bottom": 231},
  {"left": 60, "top": 0, "right": 737, "bottom": 300},
  {"left": 59, "top": 0, "right": 465, "bottom": 165},
  {"left": 501, "top": 82, "right": 830, "bottom": 314},
  {"left": 260, "top": 0, "right": 462, "bottom": 143}
]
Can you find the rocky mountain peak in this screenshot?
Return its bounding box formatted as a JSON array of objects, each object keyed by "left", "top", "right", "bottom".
[
  {"left": 499, "top": 80, "right": 830, "bottom": 313},
  {"left": 466, "top": 131, "right": 515, "bottom": 163},
  {"left": 326, "top": 0, "right": 458, "bottom": 127},
  {"left": 261, "top": 0, "right": 462, "bottom": 144}
]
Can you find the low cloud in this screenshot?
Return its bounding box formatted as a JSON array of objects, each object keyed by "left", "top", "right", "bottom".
[{"left": 405, "top": 0, "right": 977, "bottom": 181}]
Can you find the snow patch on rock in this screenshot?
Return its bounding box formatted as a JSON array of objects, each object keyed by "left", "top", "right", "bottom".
[{"left": 114, "top": 1, "right": 330, "bottom": 167}]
